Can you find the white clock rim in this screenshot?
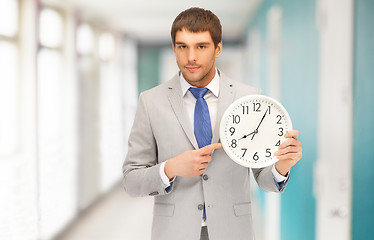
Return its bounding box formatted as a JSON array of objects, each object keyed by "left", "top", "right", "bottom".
[{"left": 219, "top": 94, "right": 293, "bottom": 169}]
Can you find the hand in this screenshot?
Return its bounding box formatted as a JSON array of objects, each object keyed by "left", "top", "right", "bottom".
[
  {"left": 164, "top": 143, "right": 222, "bottom": 179},
  {"left": 274, "top": 130, "right": 302, "bottom": 176},
  {"left": 251, "top": 108, "right": 269, "bottom": 140},
  {"left": 238, "top": 131, "right": 255, "bottom": 141}
]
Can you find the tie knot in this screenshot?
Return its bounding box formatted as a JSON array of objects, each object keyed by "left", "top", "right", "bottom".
[{"left": 189, "top": 87, "right": 209, "bottom": 99}]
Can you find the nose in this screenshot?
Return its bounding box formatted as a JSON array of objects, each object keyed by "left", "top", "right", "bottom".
[{"left": 188, "top": 48, "right": 197, "bottom": 63}]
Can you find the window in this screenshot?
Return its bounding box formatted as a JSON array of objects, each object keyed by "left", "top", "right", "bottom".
[
  {"left": 77, "top": 23, "right": 94, "bottom": 56},
  {"left": 0, "top": 0, "right": 18, "bottom": 37},
  {"left": 38, "top": 7, "right": 64, "bottom": 152},
  {"left": 76, "top": 22, "right": 100, "bottom": 209},
  {"left": 0, "top": 2, "right": 40, "bottom": 240},
  {"left": 0, "top": 0, "right": 20, "bottom": 158},
  {"left": 0, "top": 42, "right": 19, "bottom": 157},
  {"left": 38, "top": 7, "right": 77, "bottom": 239},
  {"left": 39, "top": 8, "right": 63, "bottom": 48},
  {"left": 99, "top": 32, "right": 115, "bottom": 61}
]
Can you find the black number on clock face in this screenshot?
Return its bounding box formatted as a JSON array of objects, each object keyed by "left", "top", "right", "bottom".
[
  {"left": 242, "top": 105, "right": 249, "bottom": 115},
  {"left": 276, "top": 140, "right": 281, "bottom": 146},
  {"left": 276, "top": 115, "right": 282, "bottom": 124},
  {"left": 232, "top": 115, "right": 240, "bottom": 124},
  {"left": 231, "top": 139, "right": 237, "bottom": 148},
  {"left": 265, "top": 148, "right": 271, "bottom": 157},
  {"left": 253, "top": 103, "right": 261, "bottom": 112},
  {"left": 229, "top": 127, "right": 235, "bottom": 136},
  {"left": 241, "top": 148, "right": 247, "bottom": 157},
  {"left": 278, "top": 127, "right": 284, "bottom": 136},
  {"left": 253, "top": 152, "right": 259, "bottom": 161}
]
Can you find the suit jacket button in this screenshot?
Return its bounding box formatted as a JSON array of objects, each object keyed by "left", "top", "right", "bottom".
[
  {"left": 198, "top": 204, "right": 204, "bottom": 210},
  {"left": 203, "top": 174, "right": 208, "bottom": 181}
]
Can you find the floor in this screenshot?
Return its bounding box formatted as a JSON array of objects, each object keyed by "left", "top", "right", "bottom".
[
  {"left": 55, "top": 183, "right": 154, "bottom": 240},
  {"left": 54, "top": 182, "right": 264, "bottom": 240}
]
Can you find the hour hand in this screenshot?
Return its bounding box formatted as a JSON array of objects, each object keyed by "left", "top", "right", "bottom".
[{"left": 238, "top": 131, "right": 255, "bottom": 141}]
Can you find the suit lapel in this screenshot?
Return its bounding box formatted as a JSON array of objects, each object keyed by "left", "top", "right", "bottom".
[
  {"left": 212, "top": 72, "right": 235, "bottom": 144},
  {"left": 168, "top": 75, "right": 199, "bottom": 149}
]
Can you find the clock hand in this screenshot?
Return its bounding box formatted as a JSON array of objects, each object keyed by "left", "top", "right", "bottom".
[
  {"left": 251, "top": 108, "right": 269, "bottom": 140},
  {"left": 238, "top": 131, "right": 255, "bottom": 141}
]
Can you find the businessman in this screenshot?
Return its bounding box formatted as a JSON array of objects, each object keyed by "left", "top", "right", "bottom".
[{"left": 123, "top": 7, "right": 302, "bottom": 240}]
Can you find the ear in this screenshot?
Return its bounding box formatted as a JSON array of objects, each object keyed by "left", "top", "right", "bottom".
[{"left": 215, "top": 41, "right": 223, "bottom": 58}]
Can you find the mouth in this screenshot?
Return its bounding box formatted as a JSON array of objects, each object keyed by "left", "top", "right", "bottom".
[{"left": 185, "top": 66, "right": 200, "bottom": 72}]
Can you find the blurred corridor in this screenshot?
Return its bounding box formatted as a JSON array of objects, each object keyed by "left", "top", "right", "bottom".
[
  {"left": 54, "top": 183, "right": 154, "bottom": 240},
  {"left": 0, "top": 0, "right": 373, "bottom": 239}
]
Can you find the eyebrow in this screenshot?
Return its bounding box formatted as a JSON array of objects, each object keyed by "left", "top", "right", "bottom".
[{"left": 175, "top": 42, "right": 211, "bottom": 46}]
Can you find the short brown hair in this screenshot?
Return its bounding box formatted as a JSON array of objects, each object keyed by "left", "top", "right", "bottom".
[{"left": 171, "top": 7, "right": 222, "bottom": 48}]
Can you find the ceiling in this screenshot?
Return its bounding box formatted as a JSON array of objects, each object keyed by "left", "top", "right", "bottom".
[{"left": 62, "top": 0, "right": 262, "bottom": 44}]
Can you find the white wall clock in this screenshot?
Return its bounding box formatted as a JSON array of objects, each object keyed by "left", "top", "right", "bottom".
[{"left": 220, "top": 95, "right": 293, "bottom": 168}]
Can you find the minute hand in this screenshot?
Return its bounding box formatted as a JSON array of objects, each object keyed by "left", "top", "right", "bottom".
[{"left": 251, "top": 108, "right": 268, "bottom": 140}]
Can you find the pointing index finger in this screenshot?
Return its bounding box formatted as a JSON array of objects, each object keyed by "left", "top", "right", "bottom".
[{"left": 199, "top": 143, "right": 222, "bottom": 155}]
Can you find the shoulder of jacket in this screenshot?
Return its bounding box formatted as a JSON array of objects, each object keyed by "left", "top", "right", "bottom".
[
  {"left": 141, "top": 74, "right": 178, "bottom": 96},
  {"left": 219, "top": 71, "right": 262, "bottom": 95}
]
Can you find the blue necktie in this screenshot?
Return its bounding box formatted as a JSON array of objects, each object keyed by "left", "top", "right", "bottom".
[
  {"left": 189, "top": 87, "right": 212, "bottom": 149},
  {"left": 189, "top": 87, "right": 212, "bottom": 221}
]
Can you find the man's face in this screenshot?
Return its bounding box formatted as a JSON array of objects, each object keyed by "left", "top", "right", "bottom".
[{"left": 173, "top": 28, "right": 222, "bottom": 87}]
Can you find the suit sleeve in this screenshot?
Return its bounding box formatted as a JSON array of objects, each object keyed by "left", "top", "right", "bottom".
[
  {"left": 251, "top": 166, "right": 287, "bottom": 193},
  {"left": 122, "top": 92, "right": 174, "bottom": 197}
]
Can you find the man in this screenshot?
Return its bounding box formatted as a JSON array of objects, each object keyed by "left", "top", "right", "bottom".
[{"left": 123, "top": 7, "right": 302, "bottom": 240}]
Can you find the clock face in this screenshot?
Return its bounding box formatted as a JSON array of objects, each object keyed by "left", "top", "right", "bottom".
[{"left": 220, "top": 95, "right": 293, "bottom": 168}]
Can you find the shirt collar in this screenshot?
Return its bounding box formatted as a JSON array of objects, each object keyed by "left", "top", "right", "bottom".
[{"left": 179, "top": 68, "right": 220, "bottom": 98}]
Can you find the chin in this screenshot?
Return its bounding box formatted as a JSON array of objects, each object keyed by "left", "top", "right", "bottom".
[
  {"left": 187, "top": 76, "right": 205, "bottom": 84},
  {"left": 182, "top": 72, "right": 203, "bottom": 83}
]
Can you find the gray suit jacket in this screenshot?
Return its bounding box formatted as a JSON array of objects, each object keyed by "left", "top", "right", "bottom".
[{"left": 122, "top": 70, "right": 286, "bottom": 240}]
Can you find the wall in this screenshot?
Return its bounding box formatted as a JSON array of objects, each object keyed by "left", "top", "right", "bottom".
[
  {"left": 245, "top": 1, "right": 318, "bottom": 239},
  {"left": 352, "top": 0, "right": 374, "bottom": 239},
  {"left": 137, "top": 45, "right": 162, "bottom": 93}
]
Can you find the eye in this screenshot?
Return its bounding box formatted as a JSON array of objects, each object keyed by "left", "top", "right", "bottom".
[
  {"left": 178, "top": 45, "right": 187, "bottom": 49},
  {"left": 198, "top": 45, "right": 206, "bottom": 49}
]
